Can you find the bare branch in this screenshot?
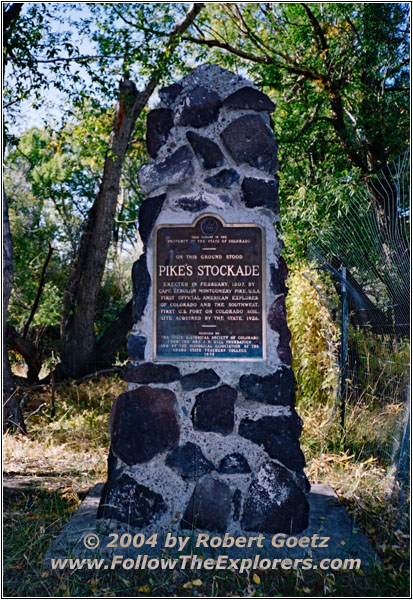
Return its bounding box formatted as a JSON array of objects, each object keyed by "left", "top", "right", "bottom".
[
  {"left": 23, "top": 243, "right": 54, "bottom": 338},
  {"left": 183, "top": 35, "right": 325, "bottom": 81}
]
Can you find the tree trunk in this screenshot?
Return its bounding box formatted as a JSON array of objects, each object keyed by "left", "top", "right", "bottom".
[
  {"left": 6, "top": 325, "right": 42, "bottom": 383},
  {"left": 94, "top": 299, "right": 133, "bottom": 369},
  {"left": 59, "top": 79, "right": 144, "bottom": 378},
  {"left": 3, "top": 192, "right": 25, "bottom": 432},
  {"left": 58, "top": 3, "right": 203, "bottom": 378}
]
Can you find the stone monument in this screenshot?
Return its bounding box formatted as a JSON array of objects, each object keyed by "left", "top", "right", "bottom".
[{"left": 98, "top": 64, "right": 310, "bottom": 536}]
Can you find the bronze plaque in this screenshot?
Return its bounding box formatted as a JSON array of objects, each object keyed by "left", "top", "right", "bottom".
[{"left": 154, "top": 214, "right": 265, "bottom": 361}]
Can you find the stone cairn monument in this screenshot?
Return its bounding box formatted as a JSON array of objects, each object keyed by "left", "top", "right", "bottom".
[{"left": 98, "top": 65, "right": 310, "bottom": 537}]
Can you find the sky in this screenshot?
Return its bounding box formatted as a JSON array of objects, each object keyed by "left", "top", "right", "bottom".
[{"left": 6, "top": 2, "right": 167, "bottom": 133}]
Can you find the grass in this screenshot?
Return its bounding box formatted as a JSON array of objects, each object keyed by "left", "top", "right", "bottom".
[{"left": 3, "top": 374, "right": 410, "bottom": 597}]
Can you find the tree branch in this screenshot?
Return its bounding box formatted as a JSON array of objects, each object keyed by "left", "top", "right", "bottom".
[
  {"left": 300, "top": 3, "right": 328, "bottom": 52},
  {"left": 3, "top": 2, "right": 24, "bottom": 36},
  {"left": 23, "top": 243, "right": 54, "bottom": 338},
  {"left": 183, "top": 35, "right": 325, "bottom": 81},
  {"left": 6, "top": 325, "right": 42, "bottom": 383}
]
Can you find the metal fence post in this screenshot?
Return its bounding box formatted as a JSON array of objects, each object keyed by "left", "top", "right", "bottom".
[{"left": 340, "top": 266, "right": 348, "bottom": 429}]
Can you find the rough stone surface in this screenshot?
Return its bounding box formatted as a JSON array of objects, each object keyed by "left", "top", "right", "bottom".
[
  {"left": 278, "top": 255, "right": 289, "bottom": 280},
  {"left": 177, "top": 85, "right": 222, "bottom": 128},
  {"left": 173, "top": 197, "right": 209, "bottom": 213},
  {"left": 99, "top": 64, "right": 308, "bottom": 538},
  {"left": 166, "top": 442, "right": 215, "bottom": 478},
  {"left": 239, "top": 412, "right": 305, "bottom": 471},
  {"left": 294, "top": 471, "right": 312, "bottom": 494},
  {"left": 223, "top": 86, "right": 275, "bottom": 112},
  {"left": 239, "top": 366, "right": 294, "bottom": 406},
  {"left": 159, "top": 83, "right": 183, "bottom": 106},
  {"left": 270, "top": 263, "right": 288, "bottom": 296},
  {"left": 138, "top": 145, "right": 194, "bottom": 195},
  {"left": 138, "top": 193, "right": 166, "bottom": 246},
  {"left": 205, "top": 168, "right": 240, "bottom": 188},
  {"left": 98, "top": 474, "right": 167, "bottom": 527},
  {"left": 124, "top": 362, "right": 180, "bottom": 384},
  {"left": 268, "top": 296, "right": 293, "bottom": 365},
  {"left": 111, "top": 387, "right": 179, "bottom": 465},
  {"left": 106, "top": 446, "right": 120, "bottom": 484},
  {"left": 127, "top": 335, "right": 147, "bottom": 361},
  {"left": 186, "top": 131, "right": 225, "bottom": 169},
  {"left": 181, "top": 475, "right": 231, "bottom": 532},
  {"left": 241, "top": 462, "right": 309, "bottom": 533},
  {"left": 221, "top": 114, "right": 278, "bottom": 174},
  {"left": 241, "top": 177, "right": 279, "bottom": 212},
  {"left": 218, "top": 453, "right": 251, "bottom": 474},
  {"left": 46, "top": 483, "right": 380, "bottom": 566},
  {"left": 232, "top": 489, "right": 242, "bottom": 521},
  {"left": 192, "top": 385, "right": 236, "bottom": 435},
  {"left": 180, "top": 368, "right": 220, "bottom": 391},
  {"left": 131, "top": 254, "right": 151, "bottom": 323},
  {"left": 146, "top": 108, "right": 174, "bottom": 158}
]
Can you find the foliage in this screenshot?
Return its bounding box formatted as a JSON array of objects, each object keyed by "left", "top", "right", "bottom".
[
  {"left": 286, "top": 267, "right": 340, "bottom": 407},
  {"left": 5, "top": 110, "right": 144, "bottom": 350},
  {"left": 3, "top": 2, "right": 87, "bottom": 132},
  {"left": 80, "top": 3, "right": 198, "bottom": 98},
  {"left": 346, "top": 328, "right": 410, "bottom": 406},
  {"left": 187, "top": 2, "right": 410, "bottom": 259}
]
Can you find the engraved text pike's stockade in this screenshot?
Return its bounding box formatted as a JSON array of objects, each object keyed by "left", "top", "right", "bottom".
[
  {"left": 98, "top": 65, "right": 310, "bottom": 536},
  {"left": 155, "top": 215, "right": 265, "bottom": 360}
]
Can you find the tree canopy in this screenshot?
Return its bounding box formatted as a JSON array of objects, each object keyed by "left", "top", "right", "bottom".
[{"left": 3, "top": 3, "right": 410, "bottom": 417}]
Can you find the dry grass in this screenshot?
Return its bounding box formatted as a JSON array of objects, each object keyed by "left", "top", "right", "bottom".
[{"left": 3, "top": 374, "right": 410, "bottom": 597}]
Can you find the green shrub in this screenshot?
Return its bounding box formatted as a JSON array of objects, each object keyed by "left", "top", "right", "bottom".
[{"left": 286, "top": 267, "right": 340, "bottom": 408}]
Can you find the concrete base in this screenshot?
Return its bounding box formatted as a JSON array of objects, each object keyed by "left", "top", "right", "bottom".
[{"left": 44, "top": 483, "right": 380, "bottom": 569}]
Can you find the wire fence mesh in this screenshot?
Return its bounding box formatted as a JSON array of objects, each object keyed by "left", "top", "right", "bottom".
[{"left": 306, "top": 152, "right": 410, "bottom": 531}]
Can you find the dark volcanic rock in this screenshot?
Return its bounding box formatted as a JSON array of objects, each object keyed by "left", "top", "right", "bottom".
[
  {"left": 139, "top": 145, "right": 194, "bottom": 195},
  {"left": 294, "top": 470, "right": 311, "bottom": 494},
  {"left": 174, "top": 197, "right": 209, "bottom": 213},
  {"left": 270, "top": 263, "right": 288, "bottom": 296},
  {"left": 278, "top": 255, "right": 289, "bottom": 280},
  {"left": 106, "top": 446, "right": 120, "bottom": 483},
  {"left": 146, "top": 108, "right": 174, "bottom": 158},
  {"left": 138, "top": 193, "right": 166, "bottom": 246},
  {"left": 127, "top": 334, "right": 147, "bottom": 361},
  {"left": 98, "top": 473, "right": 166, "bottom": 526},
  {"left": 239, "top": 366, "right": 294, "bottom": 406},
  {"left": 166, "top": 442, "right": 214, "bottom": 478},
  {"left": 132, "top": 254, "right": 151, "bottom": 323},
  {"left": 124, "top": 362, "right": 180, "bottom": 384},
  {"left": 232, "top": 489, "right": 242, "bottom": 521},
  {"left": 205, "top": 168, "right": 239, "bottom": 188},
  {"left": 181, "top": 475, "right": 231, "bottom": 532},
  {"left": 218, "top": 453, "right": 251, "bottom": 474},
  {"left": 159, "top": 83, "right": 183, "bottom": 106},
  {"left": 186, "top": 131, "right": 225, "bottom": 169},
  {"left": 241, "top": 462, "right": 309, "bottom": 533},
  {"left": 111, "top": 386, "right": 179, "bottom": 464},
  {"left": 268, "top": 296, "right": 292, "bottom": 365},
  {"left": 241, "top": 177, "right": 279, "bottom": 212},
  {"left": 221, "top": 114, "right": 278, "bottom": 174},
  {"left": 177, "top": 85, "right": 222, "bottom": 128},
  {"left": 239, "top": 412, "right": 305, "bottom": 471},
  {"left": 181, "top": 368, "right": 220, "bottom": 391},
  {"left": 223, "top": 86, "right": 275, "bottom": 112},
  {"left": 192, "top": 385, "right": 236, "bottom": 435}
]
